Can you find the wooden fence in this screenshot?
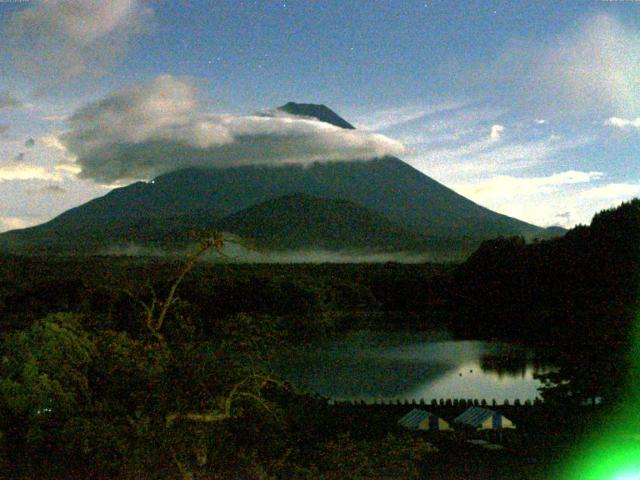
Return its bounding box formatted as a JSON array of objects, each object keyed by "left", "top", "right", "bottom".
[{"left": 328, "top": 397, "right": 542, "bottom": 407}]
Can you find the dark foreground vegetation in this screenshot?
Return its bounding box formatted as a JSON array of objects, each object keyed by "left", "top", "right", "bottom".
[{"left": 1, "top": 200, "right": 638, "bottom": 478}]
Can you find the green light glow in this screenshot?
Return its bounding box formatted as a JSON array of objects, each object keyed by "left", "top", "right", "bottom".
[
  {"left": 563, "top": 437, "right": 640, "bottom": 480},
  {"left": 561, "top": 312, "right": 640, "bottom": 480},
  {"left": 614, "top": 473, "right": 640, "bottom": 480}
]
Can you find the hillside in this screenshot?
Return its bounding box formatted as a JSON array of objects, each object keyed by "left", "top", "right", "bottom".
[
  {"left": 217, "top": 193, "right": 430, "bottom": 251},
  {"left": 0, "top": 103, "right": 560, "bottom": 257}
]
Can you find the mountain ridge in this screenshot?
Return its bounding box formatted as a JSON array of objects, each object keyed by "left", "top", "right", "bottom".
[
  {"left": 217, "top": 193, "right": 431, "bottom": 251},
  {"left": 0, "top": 103, "right": 564, "bottom": 257},
  {"left": 278, "top": 102, "right": 355, "bottom": 129}
]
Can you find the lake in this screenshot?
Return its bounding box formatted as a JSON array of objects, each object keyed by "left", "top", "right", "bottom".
[{"left": 273, "top": 330, "right": 548, "bottom": 403}]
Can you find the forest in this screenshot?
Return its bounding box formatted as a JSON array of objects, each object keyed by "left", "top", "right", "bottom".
[{"left": 0, "top": 199, "right": 638, "bottom": 479}]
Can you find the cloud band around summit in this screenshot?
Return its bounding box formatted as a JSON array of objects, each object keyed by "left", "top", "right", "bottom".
[{"left": 60, "top": 75, "right": 405, "bottom": 184}]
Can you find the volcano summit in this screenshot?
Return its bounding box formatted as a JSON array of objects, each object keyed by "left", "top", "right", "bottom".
[{"left": 0, "top": 103, "right": 560, "bottom": 259}]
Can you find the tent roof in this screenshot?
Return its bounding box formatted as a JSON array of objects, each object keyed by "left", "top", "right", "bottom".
[
  {"left": 398, "top": 408, "right": 440, "bottom": 429},
  {"left": 454, "top": 407, "right": 501, "bottom": 428}
]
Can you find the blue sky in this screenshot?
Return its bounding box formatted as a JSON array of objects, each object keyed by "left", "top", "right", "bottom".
[{"left": 1, "top": 0, "right": 639, "bottom": 231}]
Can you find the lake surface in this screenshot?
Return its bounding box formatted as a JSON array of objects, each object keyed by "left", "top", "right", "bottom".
[{"left": 273, "top": 330, "right": 548, "bottom": 403}]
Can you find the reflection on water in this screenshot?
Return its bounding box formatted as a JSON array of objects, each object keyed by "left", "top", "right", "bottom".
[
  {"left": 479, "top": 349, "right": 550, "bottom": 379},
  {"left": 273, "top": 330, "right": 549, "bottom": 402}
]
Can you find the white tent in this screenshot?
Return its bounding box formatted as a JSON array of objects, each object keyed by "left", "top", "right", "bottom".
[
  {"left": 454, "top": 406, "right": 515, "bottom": 430},
  {"left": 398, "top": 409, "right": 451, "bottom": 431}
]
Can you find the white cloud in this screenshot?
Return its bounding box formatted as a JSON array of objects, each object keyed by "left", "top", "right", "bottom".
[
  {"left": 408, "top": 134, "right": 590, "bottom": 182},
  {"left": 489, "top": 124, "right": 504, "bottom": 141},
  {"left": 54, "top": 163, "right": 82, "bottom": 176},
  {"left": 350, "top": 101, "right": 468, "bottom": 132},
  {"left": 604, "top": 117, "right": 640, "bottom": 129},
  {"left": 367, "top": 99, "right": 607, "bottom": 228},
  {"left": 478, "top": 14, "right": 640, "bottom": 117},
  {"left": 453, "top": 171, "right": 603, "bottom": 199},
  {"left": 579, "top": 182, "right": 640, "bottom": 200},
  {"left": 351, "top": 106, "right": 428, "bottom": 131},
  {"left": 418, "top": 106, "right": 505, "bottom": 136},
  {"left": 0, "top": 131, "right": 80, "bottom": 184},
  {"left": 0, "top": 216, "right": 36, "bottom": 232},
  {"left": 2, "top": 0, "right": 154, "bottom": 82},
  {"left": 0, "top": 163, "right": 61, "bottom": 182},
  {"left": 40, "top": 134, "right": 70, "bottom": 153},
  {"left": 447, "top": 172, "right": 639, "bottom": 228},
  {"left": 34, "top": 184, "right": 66, "bottom": 196},
  {"left": 42, "top": 114, "right": 69, "bottom": 122},
  {"left": 0, "top": 131, "right": 116, "bottom": 230},
  {"left": 60, "top": 75, "right": 405, "bottom": 183},
  {"left": 387, "top": 104, "right": 507, "bottom": 152}
]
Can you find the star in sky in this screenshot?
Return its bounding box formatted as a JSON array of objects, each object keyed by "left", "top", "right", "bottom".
[{"left": 0, "top": 0, "right": 639, "bottom": 231}]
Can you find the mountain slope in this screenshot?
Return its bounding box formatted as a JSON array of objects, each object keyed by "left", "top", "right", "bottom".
[
  {"left": 217, "top": 193, "right": 429, "bottom": 251},
  {"left": 278, "top": 102, "right": 355, "bottom": 129},
  {"left": 0, "top": 103, "right": 560, "bottom": 256}
]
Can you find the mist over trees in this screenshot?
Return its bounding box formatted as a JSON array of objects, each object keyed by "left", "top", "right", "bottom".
[
  {"left": 0, "top": 200, "right": 638, "bottom": 477},
  {"left": 0, "top": 244, "right": 433, "bottom": 478},
  {"left": 448, "top": 199, "right": 640, "bottom": 404}
]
